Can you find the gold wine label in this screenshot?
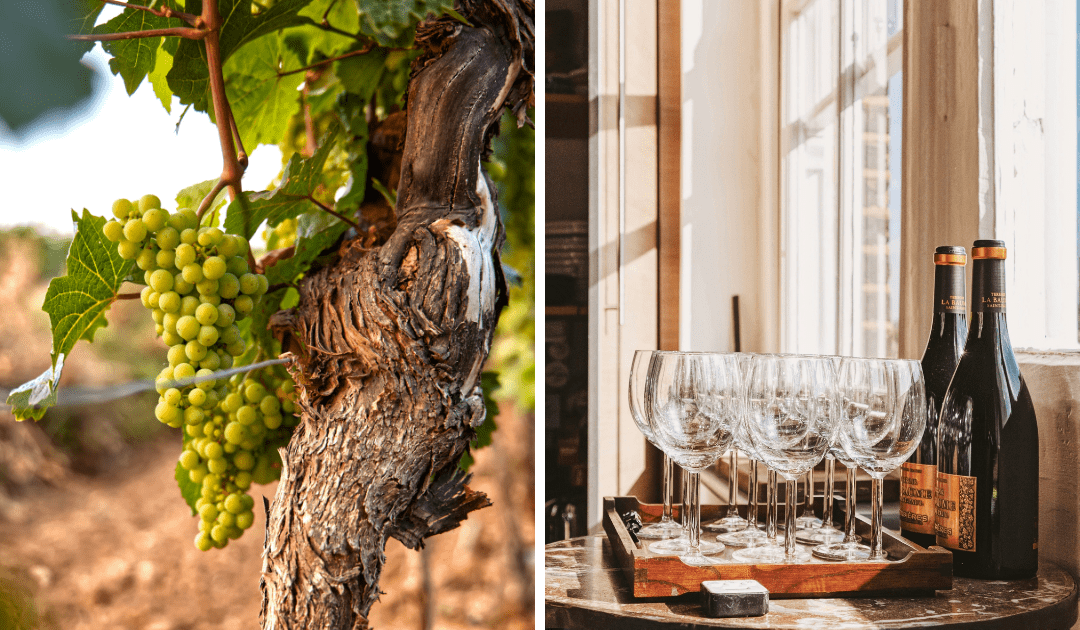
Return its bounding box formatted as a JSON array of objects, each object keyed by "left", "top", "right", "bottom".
[
  {"left": 935, "top": 471, "right": 976, "bottom": 551},
  {"left": 971, "top": 247, "right": 1006, "bottom": 260},
  {"left": 900, "top": 463, "right": 936, "bottom": 536},
  {"left": 934, "top": 253, "right": 967, "bottom": 265}
]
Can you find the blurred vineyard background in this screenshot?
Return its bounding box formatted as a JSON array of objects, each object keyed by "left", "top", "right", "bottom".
[{"left": 0, "top": 112, "right": 534, "bottom": 629}]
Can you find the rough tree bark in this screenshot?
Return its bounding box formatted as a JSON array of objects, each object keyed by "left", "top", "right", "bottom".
[{"left": 260, "top": 2, "right": 533, "bottom": 628}]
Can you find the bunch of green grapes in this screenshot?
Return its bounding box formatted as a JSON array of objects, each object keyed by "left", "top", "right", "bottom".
[
  {"left": 102, "top": 194, "right": 295, "bottom": 550},
  {"left": 180, "top": 371, "right": 299, "bottom": 550}
]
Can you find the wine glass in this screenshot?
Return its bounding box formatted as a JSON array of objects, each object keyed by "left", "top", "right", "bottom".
[
  {"left": 715, "top": 416, "right": 770, "bottom": 547},
  {"left": 734, "top": 354, "right": 837, "bottom": 563},
  {"left": 648, "top": 351, "right": 740, "bottom": 566},
  {"left": 705, "top": 352, "right": 757, "bottom": 534},
  {"left": 628, "top": 350, "right": 683, "bottom": 542},
  {"left": 811, "top": 442, "right": 869, "bottom": 559},
  {"left": 834, "top": 358, "right": 927, "bottom": 561}
]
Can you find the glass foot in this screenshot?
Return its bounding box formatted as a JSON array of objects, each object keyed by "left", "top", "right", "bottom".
[
  {"left": 637, "top": 522, "right": 684, "bottom": 540},
  {"left": 731, "top": 543, "right": 807, "bottom": 563},
  {"left": 795, "top": 515, "right": 822, "bottom": 529},
  {"left": 648, "top": 538, "right": 691, "bottom": 555},
  {"left": 704, "top": 515, "right": 749, "bottom": 533},
  {"left": 679, "top": 545, "right": 726, "bottom": 566},
  {"left": 812, "top": 541, "right": 872, "bottom": 562},
  {"left": 795, "top": 526, "right": 851, "bottom": 546},
  {"left": 716, "top": 527, "right": 769, "bottom": 548}
]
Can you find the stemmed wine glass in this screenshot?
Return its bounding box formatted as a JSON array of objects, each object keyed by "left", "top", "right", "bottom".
[
  {"left": 734, "top": 354, "right": 837, "bottom": 563},
  {"left": 647, "top": 351, "right": 740, "bottom": 566},
  {"left": 833, "top": 358, "right": 927, "bottom": 561},
  {"left": 715, "top": 416, "right": 769, "bottom": 547},
  {"left": 629, "top": 350, "right": 684, "bottom": 543},
  {"left": 812, "top": 443, "right": 868, "bottom": 559}
]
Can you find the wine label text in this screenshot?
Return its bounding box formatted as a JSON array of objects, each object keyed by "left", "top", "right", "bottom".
[
  {"left": 900, "top": 462, "right": 937, "bottom": 535},
  {"left": 935, "top": 471, "right": 976, "bottom": 552}
]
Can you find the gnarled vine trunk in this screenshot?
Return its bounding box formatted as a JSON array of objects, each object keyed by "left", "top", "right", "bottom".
[{"left": 259, "top": 2, "right": 533, "bottom": 628}]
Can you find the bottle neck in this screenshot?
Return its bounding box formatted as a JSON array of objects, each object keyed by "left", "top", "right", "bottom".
[
  {"left": 930, "top": 263, "right": 967, "bottom": 337},
  {"left": 968, "top": 258, "right": 1008, "bottom": 340}
]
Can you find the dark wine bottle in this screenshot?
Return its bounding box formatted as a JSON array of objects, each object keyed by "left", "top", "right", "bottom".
[
  {"left": 935, "top": 240, "right": 1038, "bottom": 579},
  {"left": 900, "top": 246, "right": 967, "bottom": 548}
]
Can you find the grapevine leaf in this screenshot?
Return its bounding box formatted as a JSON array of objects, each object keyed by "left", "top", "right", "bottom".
[
  {"left": 333, "top": 93, "right": 372, "bottom": 212},
  {"left": 458, "top": 371, "right": 499, "bottom": 472},
  {"left": 95, "top": 6, "right": 170, "bottom": 95},
  {"left": 224, "top": 125, "right": 339, "bottom": 238},
  {"left": 148, "top": 43, "right": 175, "bottom": 112},
  {"left": 175, "top": 461, "right": 200, "bottom": 516},
  {"left": 43, "top": 209, "right": 135, "bottom": 366},
  {"left": 70, "top": 0, "right": 107, "bottom": 56},
  {"left": 5, "top": 355, "right": 64, "bottom": 422},
  {"left": 264, "top": 211, "right": 348, "bottom": 286},
  {"left": 298, "top": 0, "right": 360, "bottom": 56},
  {"left": 168, "top": 0, "right": 315, "bottom": 112},
  {"left": 176, "top": 178, "right": 229, "bottom": 213},
  {"left": 354, "top": 0, "right": 452, "bottom": 45},
  {"left": 223, "top": 33, "right": 305, "bottom": 152}
]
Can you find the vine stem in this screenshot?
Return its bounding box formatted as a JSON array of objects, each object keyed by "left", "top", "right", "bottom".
[
  {"left": 196, "top": 178, "right": 229, "bottom": 220},
  {"left": 69, "top": 26, "right": 206, "bottom": 42},
  {"left": 116, "top": 292, "right": 141, "bottom": 300},
  {"left": 278, "top": 45, "right": 377, "bottom": 77},
  {"left": 306, "top": 195, "right": 360, "bottom": 230},
  {"left": 98, "top": 0, "right": 202, "bottom": 26},
  {"left": 200, "top": 0, "right": 245, "bottom": 217}
]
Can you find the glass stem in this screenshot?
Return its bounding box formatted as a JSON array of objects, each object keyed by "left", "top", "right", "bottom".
[
  {"left": 766, "top": 469, "right": 778, "bottom": 540},
  {"left": 844, "top": 464, "right": 858, "bottom": 543},
  {"left": 804, "top": 470, "right": 814, "bottom": 517},
  {"left": 661, "top": 454, "right": 673, "bottom": 524},
  {"left": 822, "top": 457, "right": 835, "bottom": 529},
  {"left": 871, "top": 476, "right": 885, "bottom": 559},
  {"left": 726, "top": 450, "right": 739, "bottom": 517},
  {"left": 747, "top": 459, "right": 759, "bottom": 529},
  {"left": 681, "top": 468, "right": 690, "bottom": 531},
  {"left": 785, "top": 478, "right": 798, "bottom": 559},
  {"left": 688, "top": 471, "right": 701, "bottom": 550}
]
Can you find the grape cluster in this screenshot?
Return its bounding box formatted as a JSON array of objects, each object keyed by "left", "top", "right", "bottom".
[
  {"left": 102, "top": 194, "right": 295, "bottom": 550},
  {"left": 181, "top": 372, "right": 298, "bottom": 550}
]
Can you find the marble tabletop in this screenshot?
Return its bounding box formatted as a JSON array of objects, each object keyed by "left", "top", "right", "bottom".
[{"left": 545, "top": 535, "right": 1078, "bottom": 629}]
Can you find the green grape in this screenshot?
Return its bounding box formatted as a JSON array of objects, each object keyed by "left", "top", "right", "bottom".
[
  {"left": 233, "top": 451, "right": 255, "bottom": 471},
  {"left": 140, "top": 286, "right": 153, "bottom": 308},
  {"left": 197, "top": 325, "right": 219, "bottom": 347},
  {"left": 236, "top": 405, "right": 257, "bottom": 425},
  {"left": 224, "top": 493, "right": 244, "bottom": 514},
  {"left": 156, "top": 226, "right": 180, "bottom": 250},
  {"left": 224, "top": 422, "right": 246, "bottom": 445},
  {"left": 218, "top": 274, "right": 240, "bottom": 299},
  {"left": 155, "top": 402, "right": 179, "bottom": 423},
  {"left": 216, "top": 303, "right": 236, "bottom": 327},
  {"left": 139, "top": 194, "right": 161, "bottom": 212},
  {"left": 177, "top": 208, "right": 198, "bottom": 228},
  {"left": 234, "top": 237, "right": 250, "bottom": 257},
  {"left": 244, "top": 382, "right": 266, "bottom": 403},
  {"left": 150, "top": 269, "right": 173, "bottom": 292},
  {"left": 185, "top": 340, "right": 207, "bottom": 362},
  {"left": 199, "top": 293, "right": 221, "bottom": 306},
  {"left": 222, "top": 392, "right": 243, "bottom": 413},
  {"left": 151, "top": 309, "right": 165, "bottom": 325},
  {"left": 103, "top": 220, "right": 124, "bottom": 242},
  {"left": 235, "top": 511, "right": 255, "bottom": 530},
  {"left": 182, "top": 263, "right": 204, "bottom": 284},
  {"left": 219, "top": 353, "right": 234, "bottom": 370},
  {"left": 238, "top": 273, "right": 259, "bottom": 295},
  {"left": 112, "top": 198, "right": 133, "bottom": 219},
  {"left": 188, "top": 387, "right": 207, "bottom": 407},
  {"left": 263, "top": 413, "right": 282, "bottom": 430},
  {"left": 199, "top": 352, "right": 221, "bottom": 371},
  {"left": 174, "top": 362, "right": 196, "bottom": 381},
  {"left": 202, "top": 256, "right": 226, "bottom": 280},
  {"left": 210, "top": 525, "right": 228, "bottom": 544},
  {"left": 226, "top": 257, "right": 249, "bottom": 276},
  {"left": 163, "top": 387, "right": 182, "bottom": 406},
  {"left": 195, "top": 278, "right": 218, "bottom": 296},
  {"left": 205, "top": 441, "right": 224, "bottom": 459},
  {"left": 259, "top": 395, "right": 280, "bottom": 415},
  {"left": 184, "top": 406, "right": 205, "bottom": 425},
  {"left": 217, "top": 236, "right": 239, "bottom": 258},
  {"left": 233, "top": 295, "right": 253, "bottom": 317},
  {"left": 240, "top": 494, "right": 255, "bottom": 511},
  {"left": 199, "top": 503, "right": 219, "bottom": 522},
  {"left": 117, "top": 239, "right": 140, "bottom": 260},
  {"left": 195, "top": 303, "right": 218, "bottom": 326},
  {"left": 174, "top": 243, "right": 196, "bottom": 268},
  {"left": 195, "top": 368, "right": 216, "bottom": 391},
  {"left": 208, "top": 457, "right": 227, "bottom": 474},
  {"left": 162, "top": 312, "right": 180, "bottom": 335},
  {"left": 220, "top": 325, "right": 241, "bottom": 345},
  {"left": 180, "top": 295, "right": 200, "bottom": 316},
  {"left": 225, "top": 340, "right": 246, "bottom": 357},
  {"left": 195, "top": 532, "right": 213, "bottom": 551},
  {"left": 163, "top": 331, "right": 183, "bottom": 347},
  {"left": 235, "top": 471, "right": 252, "bottom": 489},
  {"left": 136, "top": 248, "right": 156, "bottom": 271},
  {"left": 143, "top": 269, "right": 154, "bottom": 286},
  {"left": 256, "top": 274, "right": 269, "bottom": 295},
  {"left": 142, "top": 208, "right": 167, "bottom": 232},
  {"left": 179, "top": 450, "right": 201, "bottom": 470},
  {"left": 186, "top": 423, "right": 203, "bottom": 438},
  {"left": 174, "top": 277, "right": 194, "bottom": 295},
  {"left": 156, "top": 249, "right": 176, "bottom": 269},
  {"left": 176, "top": 315, "right": 200, "bottom": 341},
  {"left": 124, "top": 218, "right": 147, "bottom": 243},
  {"left": 180, "top": 228, "right": 198, "bottom": 245},
  {"left": 159, "top": 291, "right": 181, "bottom": 314}
]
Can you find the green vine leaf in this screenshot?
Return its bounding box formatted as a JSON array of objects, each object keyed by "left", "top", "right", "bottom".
[
  {"left": 5, "top": 355, "right": 64, "bottom": 422},
  {"left": 95, "top": 6, "right": 171, "bottom": 95},
  {"left": 168, "top": 0, "right": 315, "bottom": 112},
  {"left": 265, "top": 212, "right": 349, "bottom": 287},
  {"left": 175, "top": 178, "right": 229, "bottom": 213},
  {"left": 148, "top": 43, "right": 175, "bottom": 112},
  {"left": 224, "top": 125, "right": 339, "bottom": 238},
  {"left": 175, "top": 436, "right": 201, "bottom": 515},
  {"left": 354, "top": 0, "right": 453, "bottom": 45},
  {"left": 224, "top": 33, "right": 305, "bottom": 153}
]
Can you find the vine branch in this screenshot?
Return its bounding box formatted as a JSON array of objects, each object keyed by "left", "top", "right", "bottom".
[
  {"left": 307, "top": 196, "right": 360, "bottom": 230},
  {"left": 196, "top": 178, "right": 229, "bottom": 221},
  {"left": 98, "top": 0, "right": 202, "bottom": 26},
  {"left": 201, "top": 0, "right": 245, "bottom": 211},
  {"left": 68, "top": 26, "right": 207, "bottom": 42},
  {"left": 278, "top": 45, "right": 377, "bottom": 77},
  {"left": 116, "top": 292, "right": 141, "bottom": 300}
]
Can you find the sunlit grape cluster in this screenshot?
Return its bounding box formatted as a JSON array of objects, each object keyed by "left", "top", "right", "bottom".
[
  {"left": 180, "top": 372, "right": 298, "bottom": 550},
  {"left": 102, "top": 194, "right": 296, "bottom": 550}
]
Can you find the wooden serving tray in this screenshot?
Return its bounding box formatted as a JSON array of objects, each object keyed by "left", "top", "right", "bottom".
[{"left": 603, "top": 496, "right": 952, "bottom": 599}]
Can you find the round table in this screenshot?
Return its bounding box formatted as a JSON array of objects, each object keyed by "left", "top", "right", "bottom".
[{"left": 545, "top": 535, "right": 1078, "bottom": 629}]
